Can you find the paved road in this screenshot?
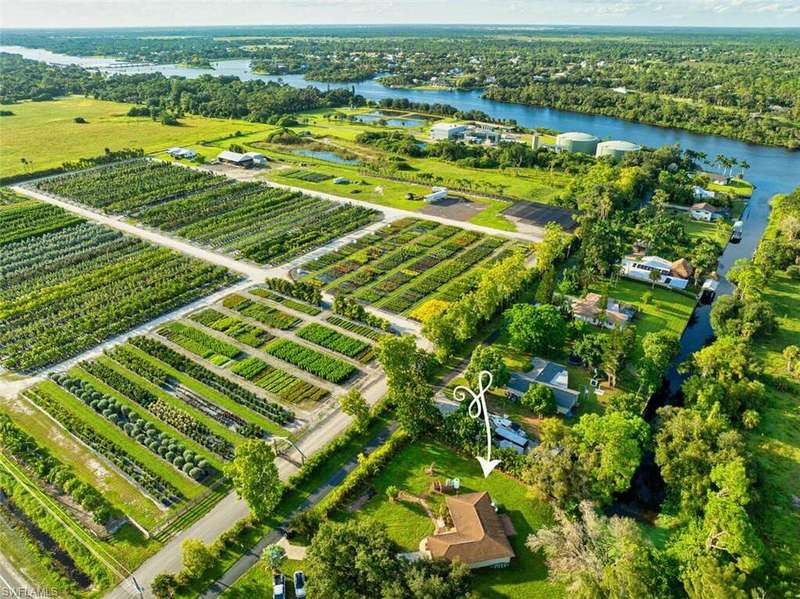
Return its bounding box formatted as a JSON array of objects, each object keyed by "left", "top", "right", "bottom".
[
  {"left": 200, "top": 422, "right": 398, "bottom": 598},
  {"left": 106, "top": 374, "right": 388, "bottom": 599},
  {"left": 0, "top": 552, "right": 29, "bottom": 599}
]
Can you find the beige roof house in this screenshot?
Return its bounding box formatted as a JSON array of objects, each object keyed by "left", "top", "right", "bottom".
[
  {"left": 670, "top": 258, "right": 694, "bottom": 279},
  {"left": 419, "top": 492, "right": 516, "bottom": 569},
  {"left": 571, "top": 292, "right": 633, "bottom": 328}
]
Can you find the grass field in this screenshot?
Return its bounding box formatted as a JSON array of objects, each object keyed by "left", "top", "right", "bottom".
[
  {"left": 745, "top": 217, "right": 800, "bottom": 583},
  {"left": 331, "top": 440, "right": 561, "bottom": 599},
  {"left": 708, "top": 178, "right": 754, "bottom": 198},
  {"left": 0, "top": 96, "right": 268, "bottom": 178}
]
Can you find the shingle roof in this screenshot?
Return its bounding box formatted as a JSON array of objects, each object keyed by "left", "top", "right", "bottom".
[{"left": 423, "top": 492, "right": 515, "bottom": 565}]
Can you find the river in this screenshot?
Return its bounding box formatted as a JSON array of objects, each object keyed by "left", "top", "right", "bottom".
[{"left": 3, "top": 46, "right": 799, "bottom": 397}]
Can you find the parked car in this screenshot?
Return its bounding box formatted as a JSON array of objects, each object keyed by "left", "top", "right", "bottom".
[
  {"left": 273, "top": 573, "right": 286, "bottom": 599},
  {"left": 294, "top": 571, "right": 307, "bottom": 598}
]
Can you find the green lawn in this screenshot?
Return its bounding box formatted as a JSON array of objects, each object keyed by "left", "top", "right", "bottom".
[
  {"left": 588, "top": 278, "right": 696, "bottom": 364},
  {"left": 707, "top": 178, "right": 754, "bottom": 198},
  {"left": 747, "top": 268, "right": 800, "bottom": 575},
  {"left": 0, "top": 96, "right": 268, "bottom": 178},
  {"left": 332, "top": 440, "right": 561, "bottom": 599}
]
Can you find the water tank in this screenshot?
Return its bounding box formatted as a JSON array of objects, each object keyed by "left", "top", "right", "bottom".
[
  {"left": 555, "top": 131, "right": 599, "bottom": 154},
  {"left": 595, "top": 140, "right": 642, "bottom": 161}
]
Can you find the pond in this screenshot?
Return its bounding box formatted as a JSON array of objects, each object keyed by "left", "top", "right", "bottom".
[
  {"left": 292, "top": 149, "right": 361, "bottom": 165},
  {"left": 352, "top": 112, "right": 425, "bottom": 128}
]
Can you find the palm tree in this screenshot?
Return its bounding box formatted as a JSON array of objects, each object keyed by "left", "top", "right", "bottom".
[
  {"left": 739, "top": 159, "right": 750, "bottom": 178},
  {"left": 648, "top": 269, "right": 661, "bottom": 289}
]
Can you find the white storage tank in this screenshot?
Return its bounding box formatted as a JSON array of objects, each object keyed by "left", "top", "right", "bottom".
[
  {"left": 595, "top": 140, "right": 642, "bottom": 161},
  {"left": 555, "top": 131, "right": 599, "bottom": 154}
]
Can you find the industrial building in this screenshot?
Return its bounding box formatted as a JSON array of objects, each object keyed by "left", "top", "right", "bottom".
[
  {"left": 430, "top": 123, "right": 467, "bottom": 140},
  {"left": 595, "top": 140, "right": 641, "bottom": 161},
  {"left": 555, "top": 131, "right": 599, "bottom": 154}
]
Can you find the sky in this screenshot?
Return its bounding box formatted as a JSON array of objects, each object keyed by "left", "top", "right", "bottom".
[{"left": 1, "top": 0, "right": 799, "bottom": 29}]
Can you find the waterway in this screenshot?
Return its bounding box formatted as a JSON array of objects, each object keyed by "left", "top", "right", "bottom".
[{"left": 3, "top": 46, "right": 799, "bottom": 397}]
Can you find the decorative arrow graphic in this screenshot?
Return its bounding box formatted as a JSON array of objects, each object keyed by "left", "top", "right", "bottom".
[{"left": 453, "top": 370, "right": 500, "bottom": 478}]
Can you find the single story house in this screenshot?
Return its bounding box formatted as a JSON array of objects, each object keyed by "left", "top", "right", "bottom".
[
  {"left": 692, "top": 186, "right": 717, "bottom": 200},
  {"left": 701, "top": 171, "right": 729, "bottom": 185},
  {"left": 167, "top": 147, "right": 197, "bottom": 159},
  {"left": 690, "top": 202, "right": 725, "bottom": 222},
  {"left": 419, "top": 492, "right": 516, "bottom": 569},
  {"left": 571, "top": 293, "right": 635, "bottom": 329},
  {"left": 506, "top": 358, "right": 579, "bottom": 416},
  {"left": 620, "top": 255, "right": 692, "bottom": 290}
]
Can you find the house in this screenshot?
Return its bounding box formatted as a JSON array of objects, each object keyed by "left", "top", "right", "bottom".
[
  {"left": 690, "top": 202, "right": 725, "bottom": 222},
  {"left": 701, "top": 171, "right": 729, "bottom": 185},
  {"left": 419, "top": 492, "right": 516, "bottom": 569},
  {"left": 430, "top": 123, "right": 467, "bottom": 140},
  {"left": 571, "top": 293, "right": 634, "bottom": 329},
  {"left": 620, "top": 255, "right": 692, "bottom": 290},
  {"left": 490, "top": 415, "right": 532, "bottom": 454},
  {"left": 242, "top": 152, "right": 268, "bottom": 166},
  {"left": 424, "top": 187, "right": 448, "bottom": 203},
  {"left": 216, "top": 150, "right": 254, "bottom": 167},
  {"left": 506, "top": 358, "right": 580, "bottom": 416},
  {"left": 692, "top": 186, "right": 717, "bottom": 200},
  {"left": 167, "top": 147, "right": 197, "bottom": 159}
]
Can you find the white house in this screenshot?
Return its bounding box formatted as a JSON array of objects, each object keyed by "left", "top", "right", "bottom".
[
  {"left": 430, "top": 123, "right": 467, "bottom": 140},
  {"left": 167, "top": 147, "right": 197, "bottom": 159},
  {"left": 620, "top": 255, "right": 692, "bottom": 290},
  {"left": 693, "top": 186, "right": 717, "bottom": 200},
  {"left": 690, "top": 202, "right": 725, "bottom": 222}
]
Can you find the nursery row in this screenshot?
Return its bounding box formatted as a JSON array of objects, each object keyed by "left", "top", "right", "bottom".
[
  {"left": 295, "top": 322, "right": 374, "bottom": 363},
  {"left": 189, "top": 308, "right": 274, "bottom": 349},
  {"left": 249, "top": 287, "right": 321, "bottom": 316},
  {"left": 0, "top": 200, "right": 239, "bottom": 372},
  {"left": 25, "top": 384, "right": 184, "bottom": 507},
  {"left": 106, "top": 344, "right": 267, "bottom": 438},
  {"left": 263, "top": 338, "right": 357, "bottom": 384},
  {"left": 0, "top": 196, "right": 81, "bottom": 246},
  {"left": 223, "top": 294, "right": 300, "bottom": 330},
  {"left": 158, "top": 321, "right": 242, "bottom": 365},
  {"left": 79, "top": 359, "right": 234, "bottom": 460},
  {"left": 54, "top": 374, "right": 215, "bottom": 483},
  {"left": 230, "top": 356, "right": 329, "bottom": 404},
  {"left": 35, "top": 159, "right": 381, "bottom": 266},
  {"left": 129, "top": 336, "right": 294, "bottom": 425}
]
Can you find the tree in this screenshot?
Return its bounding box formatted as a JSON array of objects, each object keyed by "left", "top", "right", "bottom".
[
  {"left": 523, "top": 418, "right": 589, "bottom": 511},
  {"left": 305, "top": 519, "right": 400, "bottom": 598},
  {"left": 504, "top": 303, "right": 567, "bottom": 355},
  {"left": 520, "top": 384, "right": 557, "bottom": 417},
  {"left": 573, "top": 332, "right": 605, "bottom": 370},
  {"left": 528, "top": 501, "right": 671, "bottom": 599},
  {"left": 261, "top": 544, "right": 286, "bottom": 572},
  {"left": 181, "top": 538, "right": 214, "bottom": 578},
  {"left": 464, "top": 345, "right": 509, "bottom": 390},
  {"left": 573, "top": 412, "right": 650, "bottom": 504},
  {"left": 782, "top": 345, "right": 799, "bottom": 373},
  {"left": 535, "top": 266, "right": 556, "bottom": 304},
  {"left": 151, "top": 574, "right": 178, "bottom": 599},
  {"left": 602, "top": 325, "right": 635, "bottom": 388},
  {"left": 638, "top": 331, "right": 680, "bottom": 398},
  {"left": 535, "top": 222, "right": 569, "bottom": 273},
  {"left": 655, "top": 405, "right": 745, "bottom": 518},
  {"left": 339, "top": 387, "right": 370, "bottom": 433},
  {"left": 224, "top": 440, "right": 282, "bottom": 520},
  {"left": 648, "top": 268, "right": 661, "bottom": 288}
]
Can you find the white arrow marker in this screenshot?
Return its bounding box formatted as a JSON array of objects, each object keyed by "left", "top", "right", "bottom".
[{"left": 454, "top": 370, "right": 500, "bottom": 478}]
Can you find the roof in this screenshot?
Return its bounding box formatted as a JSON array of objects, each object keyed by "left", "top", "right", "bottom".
[
  {"left": 625, "top": 255, "right": 673, "bottom": 270},
  {"left": 431, "top": 123, "right": 465, "bottom": 131},
  {"left": 571, "top": 293, "right": 630, "bottom": 326},
  {"left": 535, "top": 362, "right": 564, "bottom": 386},
  {"left": 507, "top": 370, "right": 579, "bottom": 414},
  {"left": 691, "top": 202, "right": 719, "bottom": 212},
  {"left": 217, "top": 150, "right": 251, "bottom": 163},
  {"left": 423, "top": 492, "right": 515, "bottom": 565},
  {"left": 556, "top": 131, "right": 598, "bottom": 142},
  {"left": 670, "top": 258, "right": 694, "bottom": 278},
  {"left": 597, "top": 140, "right": 641, "bottom": 151}
]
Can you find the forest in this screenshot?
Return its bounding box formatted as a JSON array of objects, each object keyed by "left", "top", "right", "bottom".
[{"left": 2, "top": 25, "right": 798, "bottom": 147}]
